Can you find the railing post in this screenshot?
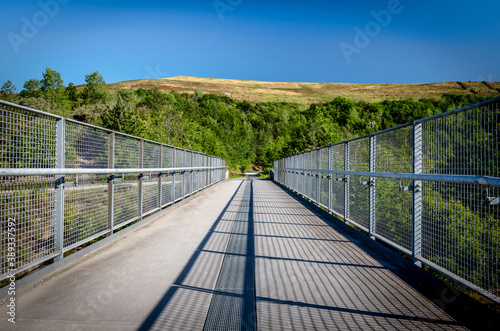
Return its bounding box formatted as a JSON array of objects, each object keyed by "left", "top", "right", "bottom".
[
  {"left": 369, "top": 135, "right": 376, "bottom": 240},
  {"left": 107, "top": 131, "right": 115, "bottom": 235},
  {"left": 172, "top": 148, "right": 177, "bottom": 201},
  {"left": 317, "top": 151, "right": 320, "bottom": 203},
  {"left": 54, "top": 118, "right": 65, "bottom": 261},
  {"left": 329, "top": 146, "right": 333, "bottom": 212},
  {"left": 182, "top": 150, "right": 186, "bottom": 198},
  {"left": 413, "top": 122, "right": 423, "bottom": 266},
  {"left": 138, "top": 139, "right": 144, "bottom": 220},
  {"left": 344, "top": 142, "right": 350, "bottom": 223},
  {"left": 158, "top": 144, "right": 162, "bottom": 207}
]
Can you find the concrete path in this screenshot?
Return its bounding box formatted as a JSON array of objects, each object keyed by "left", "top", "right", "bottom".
[{"left": 0, "top": 178, "right": 471, "bottom": 330}]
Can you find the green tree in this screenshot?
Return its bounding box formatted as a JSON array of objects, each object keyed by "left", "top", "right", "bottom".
[
  {"left": 20, "top": 79, "right": 42, "bottom": 98},
  {"left": 41, "top": 67, "right": 64, "bottom": 91},
  {"left": 82, "top": 71, "right": 109, "bottom": 104},
  {"left": 0, "top": 80, "right": 17, "bottom": 101}
]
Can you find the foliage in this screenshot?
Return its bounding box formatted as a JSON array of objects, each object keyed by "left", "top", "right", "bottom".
[
  {"left": 0, "top": 80, "right": 17, "bottom": 101},
  {"left": 4, "top": 70, "right": 497, "bottom": 172},
  {"left": 81, "top": 71, "right": 109, "bottom": 104}
]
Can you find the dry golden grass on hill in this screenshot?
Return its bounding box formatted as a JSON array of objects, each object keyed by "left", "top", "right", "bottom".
[{"left": 107, "top": 76, "right": 500, "bottom": 105}]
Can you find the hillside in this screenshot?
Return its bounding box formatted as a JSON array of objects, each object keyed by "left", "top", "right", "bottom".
[{"left": 108, "top": 76, "right": 500, "bottom": 105}]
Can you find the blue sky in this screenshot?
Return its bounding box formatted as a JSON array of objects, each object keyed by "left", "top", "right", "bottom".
[{"left": 1, "top": 0, "right": 499, "bottom": 89}]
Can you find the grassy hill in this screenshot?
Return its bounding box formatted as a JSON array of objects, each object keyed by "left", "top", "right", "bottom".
[{"left": 107, "top": 76, "right": 500, "bottom": 105}]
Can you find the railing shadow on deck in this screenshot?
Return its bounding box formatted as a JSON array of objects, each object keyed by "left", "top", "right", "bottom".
[
  {"left": 264, "top": 179, "right": 500, "bottom": 330},
  {"left": 138, "top": 179, "right": 255, "bottom": 331}
]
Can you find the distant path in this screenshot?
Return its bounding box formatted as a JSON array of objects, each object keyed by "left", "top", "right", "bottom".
[{"left": 0, "top": 179, "right": 468, "bottom": 330}]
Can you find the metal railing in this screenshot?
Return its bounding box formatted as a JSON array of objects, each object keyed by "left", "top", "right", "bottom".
[
  {"left": 273, "top": 97, "right": 500, "bottom": 303},
  {"left": 0, "top": 100, "right": 227, "bottom": 281}
]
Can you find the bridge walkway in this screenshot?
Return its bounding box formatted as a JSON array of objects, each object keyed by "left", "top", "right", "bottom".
[{"left": 0, "top": 178, "right": 469, "bottom": 330}]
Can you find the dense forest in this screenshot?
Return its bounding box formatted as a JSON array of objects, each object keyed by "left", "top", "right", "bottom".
[{"left": 1, "top": 68, "right": 496, "bottom": 173}]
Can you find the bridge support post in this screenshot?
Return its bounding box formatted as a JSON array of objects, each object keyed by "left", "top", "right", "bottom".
[
  {"left": 107, "top": 131, "right": 115, "bottom": 236},
  {"left": 344, "top": 142, "right": 350, "bottom": 223},
  {"left": 158, "top": 144, "right": 162, "bottom": 208},
  {"left": 369, "top": 135, "right": 376, "bottom": 240},
  {"left": 413, "top": 122, "right": 423, "bottom": 267},
  {"left": 138, "top": 139, "right": 144, "bottom": 220},
  {"left": 54, "top": 118, "right": 65, "bottom": 261},
  {"left": 329, "top": 146, "right": 333, "bottom": 212}
]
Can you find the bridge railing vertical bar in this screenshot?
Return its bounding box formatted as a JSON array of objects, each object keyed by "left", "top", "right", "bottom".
[
  {"left": 413, "top": 122, "right": 423, "bottom": 265},
  {"left": 0, "top": 100, "right": 226, "bottom": 282},
  {"left": 108, "top": 131, "right": 115, "bottom": 236},
  {"left": 369, "top": 134, "right": 376, "bottom": 240},
  {"left": 272, "top": 97, "right": 500, "bottom": 303},
  {"left": 54, "top": 118, "right": 65, "bottom": 261}
]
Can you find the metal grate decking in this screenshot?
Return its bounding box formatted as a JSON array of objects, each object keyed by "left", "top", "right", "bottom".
[{"left": 0, "top": 178, "right": 488, "bottom": 330}]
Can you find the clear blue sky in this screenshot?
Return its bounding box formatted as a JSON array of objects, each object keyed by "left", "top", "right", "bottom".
[{"left": 1, "top": 0, "right": 499, "bottom": 89}]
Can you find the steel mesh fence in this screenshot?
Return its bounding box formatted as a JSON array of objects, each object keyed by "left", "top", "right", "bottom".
[
  {"left": 319, "top": 148, "right": 329, "bottom": 208},
  {"left": 0, "top": 100, "right": 226, "bottom": 282},
  {"left": 142, "top": 173, "right": 159, "bottom": 215},
  {"left": 63, "top": 174, "right": 108, "bottom": 248},
  {"left": 65, "top": 121, "right": 108, "bottom": 169},
  {"left": 114, "top": 174, "right": 139, "bottom": 226},
  {"left": 1, "top": 176, "right": 55, "bottom": 274},
  {"left": 331, "top": 144, "right": 345, "bottom": 217},
  {"left": 349, "top": 138, "right": 370, "bottom": 229},
  {"left": 421, "top": 101, "right": 500, "bottom": 299},
  {"left": 143, "top": 141, "right": 159, "bottom": 169},
  {"left": 1, "top": 106, "right": 57, "bottom": 275},
  {"left": 273, "top": 97, "right": 500, "bottom": 302},
  {"left": 374, "top": 125, "right": 413, "bottom": 251}
]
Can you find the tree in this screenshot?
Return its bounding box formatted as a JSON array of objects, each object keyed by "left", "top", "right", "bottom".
[
  {"left": 41, "top": 67, "right": 64, "bottom": 91},
  {"left": 66, "top": 82, "right": 79, "bottom": 109},
  {"left": 40, "top": 68, "right": 67, "bottom": 111},
  {"left": 0, "top": 80, "right": 17, "bottom": 101},
  {"left": 20, "top": 78, "right": 42, "bottom": 98},
  {"left": 81, "top": 71, "right": 109, "bottom": 104}
]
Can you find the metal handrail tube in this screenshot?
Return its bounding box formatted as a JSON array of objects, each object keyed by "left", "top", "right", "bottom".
[
  {"left": 0, "top": 166, "right": 227, "bottom": 177},
  {"left": 274, "top": 167, "right": 500, "bottom": 188}
]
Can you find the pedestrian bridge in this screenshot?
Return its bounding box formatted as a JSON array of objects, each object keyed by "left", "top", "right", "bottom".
[
  {"left": 0, "top": 177, "right": 485, "bottom": 330},
  {"left": 1, "top": 99, "right": 499, "bottom": 330}
]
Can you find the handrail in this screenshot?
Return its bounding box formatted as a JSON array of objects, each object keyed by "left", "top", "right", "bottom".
[
  {"left": 274, "top": 167, "right": 500, "bottom": 188},
  {"left": 0, "top": 166, "right": 228, "bottom": 177}
]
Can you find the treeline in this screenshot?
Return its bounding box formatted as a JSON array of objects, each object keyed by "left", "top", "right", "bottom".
[{"left": 1, "top": 68, "right": 496, "bottom": 172}]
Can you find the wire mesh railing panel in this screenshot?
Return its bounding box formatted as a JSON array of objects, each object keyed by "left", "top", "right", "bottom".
[
  {"left": 143, "top": 141, "right": 159, "bottom": 169},
  {"left": 422, "top": 102, "right": 499, "bottom": 176},
  {"left": 331, "top": 144, "right": 345, "bottom": 217},
  {"left": 115, "top": 134, "right": 139, "bottom": 169},
  {"left": 175, "top": 149, "right": 184, "bottom": 168},
  {"left": 0, "top": 107, "right": 56, "bottom": 169},
  {"left": 375, "top": 178, "right": 412, "bottom": 250},
  {"left": 1, "top": 176, "right": 55, "bottom": 275},
  {"left": 142, "top": 173, "right": 159, "bottom": 214},
  {"left": 420, "top": 101, "right": 500, "bottom": 299},
  {"left": 114, "top": 174, "right": 139, "bottom": 226},
  {"left": 422, "top": 182, "right": 499, "bottom": 298},
  {"left": 349, "top": 138, "right": 370, "bottom": 229},
  {"left": 65, "top": 121, "right": 108, "bottom": 169},
  {"left": 63, "top": 174, "right": 108, "bottom": 248},
  {"left": 162, "top": 146, "right": 174, "bottom": 168},
  {"left": 161, "top": 175, "right": 173, "bottom": 206},
  {"left": 319, "top": 148, "right": 329, "bottom": 207},
  {"left": 374, "top": 126, "right": 413, "bottom": 250}
]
